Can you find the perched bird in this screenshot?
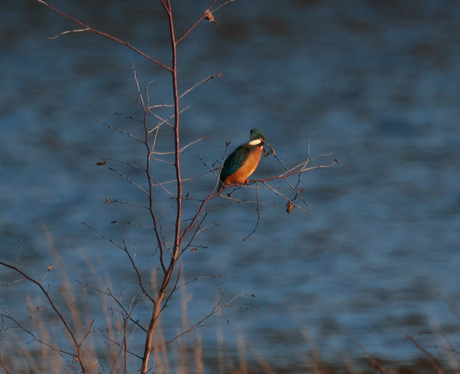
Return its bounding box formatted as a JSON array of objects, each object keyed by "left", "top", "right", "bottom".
[{"left": 219, "top": 128, "right": 265, "bottom": 188}]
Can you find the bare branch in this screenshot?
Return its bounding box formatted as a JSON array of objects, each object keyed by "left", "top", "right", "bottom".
[
  {"left": 212, "top": 0, "right": 241, "bottom": 13},
  {"left": 407, "top": 335, "right": 447, "bottom": 374},
  {"left": 180, "top": 73, "right": 222, "bottom": 98},
  {"left": 176, "top": 0, "right": 218, "bottom": 44},
  {"left": 36, "top": 0, "right": 172, "bottom": 71},
  {"left": 108, "top": 167, "right": 149, "bottom": 196},
  {"left": 242, "top": 183, "right": 262, "bottom": 241},
  {"left": 0, "top": 261, "right": 88, "bottom": 373},
  {"left": 97, "top": 120, "right": 143, "bottom": 143},
  {"left": 1, "top": 304, "right": 77, "bottom": 359},
  {"left": 338, "top": 326, "right": 396, "bottom": 374},
  {"left": 82, "top": 223, "right": 126, "bottom": 251},
  {"left": 166, "top": 291, "right": 256, "bottom": 346},
  {"left": 49, "top": 28, "right": 90, "bottom": 39}
]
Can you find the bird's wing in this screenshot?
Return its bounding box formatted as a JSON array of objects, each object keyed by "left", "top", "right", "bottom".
[{"left": 220, "top": 144, "right": 251, "bottom": 179}]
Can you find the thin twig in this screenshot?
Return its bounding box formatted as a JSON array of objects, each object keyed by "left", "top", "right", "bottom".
[
  {"left": 36, "top": 0, "right": 172, "bottom": 71},
  {"left": 0, "top": 261, "right": 87, "bottom": 373},
  {"left": 407, "top": 335, "right": 447, "bottom": 374},
  {"left": 338, "top": 326, "right": 395, "bottom": 374},
  {"left": 176, "top": 0, "right": 218, "bottom": 44},
  {"left": 180, "top": 73, "right": 222, "bottom": 98},
  {"left": 242, "top": 183, "right": 262, "bottom": 241}
]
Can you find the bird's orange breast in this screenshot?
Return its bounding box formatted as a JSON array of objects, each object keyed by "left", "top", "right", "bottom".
[{"left": 222, "top": 146, "right": 263, "bottom": 184}]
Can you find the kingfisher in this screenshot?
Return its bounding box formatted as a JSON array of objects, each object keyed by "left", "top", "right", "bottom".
[{"left": 219, "top": 128, "right": 265, "bottom": 189}]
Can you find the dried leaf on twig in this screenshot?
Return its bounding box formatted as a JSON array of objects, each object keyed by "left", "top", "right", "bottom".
[
  {"left": 286, "top": 201, "right": 295, "bottom": 214},
  {"left": 206, "top": 73, "right": 222, "bottom": 82},
  {"left": 204, "top": 9, "right": 218, "bottom": 25}
]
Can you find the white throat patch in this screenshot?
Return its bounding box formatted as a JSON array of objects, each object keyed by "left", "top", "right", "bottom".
[{"left": 248, "top": 138, "right": 262, "bottom": 146}]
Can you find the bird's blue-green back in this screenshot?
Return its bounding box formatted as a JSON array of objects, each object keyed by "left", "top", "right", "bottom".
[{"left": 219, "top": 144, "right": 252, "bottom": 180}]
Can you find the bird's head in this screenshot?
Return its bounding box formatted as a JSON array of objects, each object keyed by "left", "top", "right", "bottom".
[{"left": 248, "top": 128, "right": 265, "bottom": 146}]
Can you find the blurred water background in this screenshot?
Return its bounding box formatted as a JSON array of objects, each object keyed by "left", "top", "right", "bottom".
[{"left": 2, "top": 0, "right": 460, "bottom": 371}]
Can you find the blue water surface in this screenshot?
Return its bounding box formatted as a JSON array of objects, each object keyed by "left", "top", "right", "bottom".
[{"left": 1, "top": 0, "right": 460, "bottom": 371}]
